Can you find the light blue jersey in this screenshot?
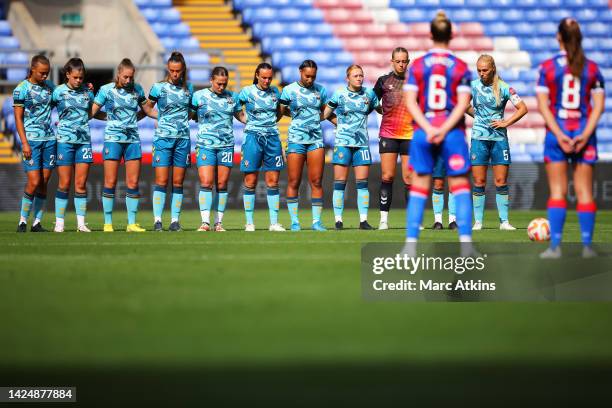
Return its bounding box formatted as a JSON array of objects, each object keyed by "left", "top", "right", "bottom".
[
  {"left": 471, "top": 79, "right": 522, "bottom": 141},
  {"left": 12, "top": 80, "right": 55, "bottom": 141},
  {"left": 327, "top": 87, "right": 378, "bottom": 147},
  {"left": 149, "top": 81, "right": 194, "bottom": 139},
  {"left": 192, "top": 88, "right": 241, "bottom": 148},
  {"left": 238, "top": 84, "right": 280, "bottom": 134},
  {"left": 52, "top": 84, "right": 94, "bottom": 144},
  {"left": 280, "top": 82, "right": 327, "bottom": 144},
  {"left": 94, "top": 83, "right": 146, "bottom": 143}
]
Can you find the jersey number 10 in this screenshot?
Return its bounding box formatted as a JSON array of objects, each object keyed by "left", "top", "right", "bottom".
[
  {"left": 561, "top": 74, "right": 581, "bottom": 110},
  {"left": 427, "top": 74, "right": 447, "bottom": 110}
]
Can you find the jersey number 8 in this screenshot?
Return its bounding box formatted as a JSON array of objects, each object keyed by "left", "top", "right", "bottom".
[
  {"left": 427, "top": 74, "right": 447, "bottom": 111},
  {"left": 561, "top": 73, "right": 581, "bottom": 110}
]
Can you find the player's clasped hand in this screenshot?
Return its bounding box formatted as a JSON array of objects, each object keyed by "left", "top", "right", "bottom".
[
  {"left": 571, "top": 134, "right": 589, "bottom": 153},
  {"left": 426, "top": 127, "right": 445, "bottom": 145},
  {"left": 557, "top": 134, "right": 574, "bottom": 154}
]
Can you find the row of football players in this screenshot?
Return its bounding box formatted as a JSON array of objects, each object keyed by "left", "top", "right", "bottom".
[{"left": 13, "top": 12, "right": 604, "bottom": 255}]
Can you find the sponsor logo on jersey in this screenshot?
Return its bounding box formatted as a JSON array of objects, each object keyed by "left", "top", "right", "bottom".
[{"left": 448, "top": 154, "right": 465, "bottom": 171}]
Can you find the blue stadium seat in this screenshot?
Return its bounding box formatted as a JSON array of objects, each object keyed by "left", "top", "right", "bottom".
[
  {"left": 390, "top": 0, "right": 417, "bottom": 9},
  {"left": 499, "top": 70, "right": 520, "bottom": 82},
  {"left": 524, "top": 9, "right": 550, "bottom": 22},
  {"left": 242, "top": 8, "right": 277, "bottom": 24},
  {"left": 179, "top": 37, "right": 200, "bottom": 50},
  {"left": 185, "top": 53, "right": 210, "bottom": 66},
  {"left": 158, "top": 8, "right": 181, "bottom": 23},
  {"left": 500, "top": 9, "right": 525, "bottom": 21},
  {"left": 535, "top": 22, "right": 558, "bottom": 36},
  {"left": 399, "top": 9, "right": 428, "bottom": 22},
  {"left": 272, "top": 51, "right": 304, "bottom": 67},
  {"left": 598, "top": 128, "right": 612, "bottom": 142},
  {"left": 0, "top": 21, "right": 11, "bottom": 35},
  {"left": 518, "top": 69, "right": 538, "bottom": 82},
  {"left": 262, "top": 37, "right": 295, "bottom": 53},
  {"left": 281, "top": 66, "right": 300, "bottom": 83},
  {"left": 0, "top": 36, "right": 19, "bottom": 49},
  {"left": 583, "top": 22, "right": 608, "bottom": 36},
  {"left": 160, "top": 37, "right": 178, "bottom": 49},
  {"left": 440, "top": 0, "right": 468, "bottom": 7},
  {"left": 449, "top": 9, "right": 476, "bottom": 23},
  {"left": 7, "top": 69, "right": 27, "bottom": 81},
  {"left": 575, "top": 8, "right": 598, "bottom": 21},
  {"left": 139, "top": 8, "right": 160, "bottom": 22},
  {"left": 170, "top": 23, "right": 191, "bottom": 38},
  {"left": 549, "top": 8, "right": 572, "bottom": 21},
  {"left": 316, "top": 67, "right": 346, "bottom": 83},
  {"left": 485, "top": 22, "right": 511, "bottom": 36},
  {"left": 189, "top": 69, "right": 210, "bottom": 82}
]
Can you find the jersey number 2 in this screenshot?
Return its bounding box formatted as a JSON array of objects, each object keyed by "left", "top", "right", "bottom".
[{"left": 427, "top": 74, "right": 447, "bottom": 110}]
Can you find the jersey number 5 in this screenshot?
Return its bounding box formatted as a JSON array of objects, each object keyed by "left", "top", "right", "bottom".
[
  {"left": 427, "top": 74, "right": 447, "bottom": 111},
  {"left": 561, "top": 74, "right": 581, "bottom": 110}
]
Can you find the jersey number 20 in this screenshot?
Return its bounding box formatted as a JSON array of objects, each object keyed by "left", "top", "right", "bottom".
[
  {"left": 427, "top": 74, "right": 447, "bottom": 110},
  {"left": 561, "top": 74, "right": 581, "bottom": 110}
]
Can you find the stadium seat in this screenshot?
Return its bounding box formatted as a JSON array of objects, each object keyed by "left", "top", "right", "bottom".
[
  {"left": 0, "top": 36, "right": 19, "bottom": 49},
  {"left": 0, "top": 21, "right": 11, "bottom": 35}
]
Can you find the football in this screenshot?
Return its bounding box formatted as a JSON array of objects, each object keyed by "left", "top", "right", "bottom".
[{"left": 527, "top": 218, "right": 551, "bottom": 241}]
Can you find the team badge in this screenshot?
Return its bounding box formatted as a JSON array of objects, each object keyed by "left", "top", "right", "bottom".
[
  {"left": 58, "top": 154, "right": 63, "bottom": 160},
  {"left": 28, "top": 159, "right": 34, "bottom": 165},
  {"left": 156, "top": 156, "right": 160, "bottom": 162},
  {"left": 105, "top": 148, "right": 109, "bottom": 155},
  {"left": 382, "top": 140, "right": 386, "bottom": 147},
  {"left": 471, "top": 154, "right": 476, "bottom": 161},
  {"left": 244, "top": 160, "right": 249, "bottom": 167},
  {"left": 583, "top": 145, "right": 596, "bottom": 162},
  {"left": 448, "top": 154, "right": 465, "bottom": 171},
  {"left": 338, "top": 152, "right": 344, "bottom": 159},
  {"left": 201, "top": 153, "right": 207, "bottom": 161}
]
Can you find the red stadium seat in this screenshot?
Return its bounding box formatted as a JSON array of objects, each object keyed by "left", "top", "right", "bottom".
[
  {"left": 333, "top": 23, "right": 361, "bottom": 38},
  {"left": 459, "top": 23, "right": 485, "bottom": 37},
  {"left": 313, "top": 0, "right": 362, "bottom": 10},
  {"left": 409, "top": 22, "right": 430, "bottom": 37},
  {"left": 402, "top": 37, "right": 429, "bottom": 51},
  {"left": 449, "top": 37, "right": 471, "bottom": 51},
  {"left": 372, "top": 37, "right": 397, "bottom": 52},
  {"left": 472, "top": 37, "right": 494, "bottom": 51},
  {"left": 343, "top": 37, "right": 375, "bottom": 52},
  {"left": 353, "top": 51, "right": 383, "bottom": 66},
  {"left": 361, "top": 24, "right": 388, "bottom": 37},
  {"left": 386, "top": 23, "right": 411, "bottom": 37},
  {"left": 325, "top": 8, "right": 372, "bottom": 23}
]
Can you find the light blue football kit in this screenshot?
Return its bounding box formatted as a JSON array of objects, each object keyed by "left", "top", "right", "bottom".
[
  {"left": 327, "top": 86, "right": 379, "bottom": 224},
  {"left": 279, "top": 81, "right": 329, "bottom": 229},
  {"left": 94, "top": 82, "right": 146, "bottom": 227},
  {"left": 238, "top": 84, "right": 282, "bottom": 227},
  {"left": 470, "top": 78, "right": 523, "bottom": 225},
  {"left": 13, "top": 79, "right": 55, "bottom": 227},
  {"left": 149, "top": 81, "right": 194, "bottom": 227},
  {"left": 192, "top": 87, "right": 241, "bottom": 225}
]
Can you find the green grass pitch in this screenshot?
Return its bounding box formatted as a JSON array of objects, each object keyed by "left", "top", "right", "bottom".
[{"left": 1, "top": 209, "right": 611, "bottom": 403}]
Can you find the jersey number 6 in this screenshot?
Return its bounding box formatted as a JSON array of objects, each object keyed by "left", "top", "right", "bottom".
[{"left": 427, "top": 74, "right": 447, "bottom": 111}]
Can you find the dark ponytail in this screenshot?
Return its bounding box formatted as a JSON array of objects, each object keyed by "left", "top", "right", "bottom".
[
  {"left": 210, "top": 66, "right": 229, "bottom": 79},
  {"left": 166, "top": 51, "right": 188, "bottom": 89},
  {"left": 558, "top": 18, "right": 585, "bottom": 78},
  {"left": 299, "top": 59, "right": 318, "bottom": 71},
  {"left": 253, "top": 62, "right": 273, "bottom": 85},
  {"left": 27, "top": 54, "right": 50, "bottom": 80},
  {"left": 61, "top": 57, "right": 85, "bottom": 84}
]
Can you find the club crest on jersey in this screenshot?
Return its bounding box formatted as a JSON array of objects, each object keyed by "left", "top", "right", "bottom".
[
  {"left": 448, "top": 154, "right": 465, "bottom": 171},
  {"left": 244, "top": 160, "right": 249, "bottom": 167},
  {"left": 583, "top": 145, "right": 596, "bottom": 161},
  {"left": 58, "top": 154, "right": 63, "bottom": 160},
  {"left": 201, "top": 153, "right": 206, "bottom": 161}
]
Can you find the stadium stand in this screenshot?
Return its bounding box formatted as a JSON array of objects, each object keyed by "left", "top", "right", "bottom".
[{"left": 233, "top": 0, "right": 611, "bottom": 162}]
